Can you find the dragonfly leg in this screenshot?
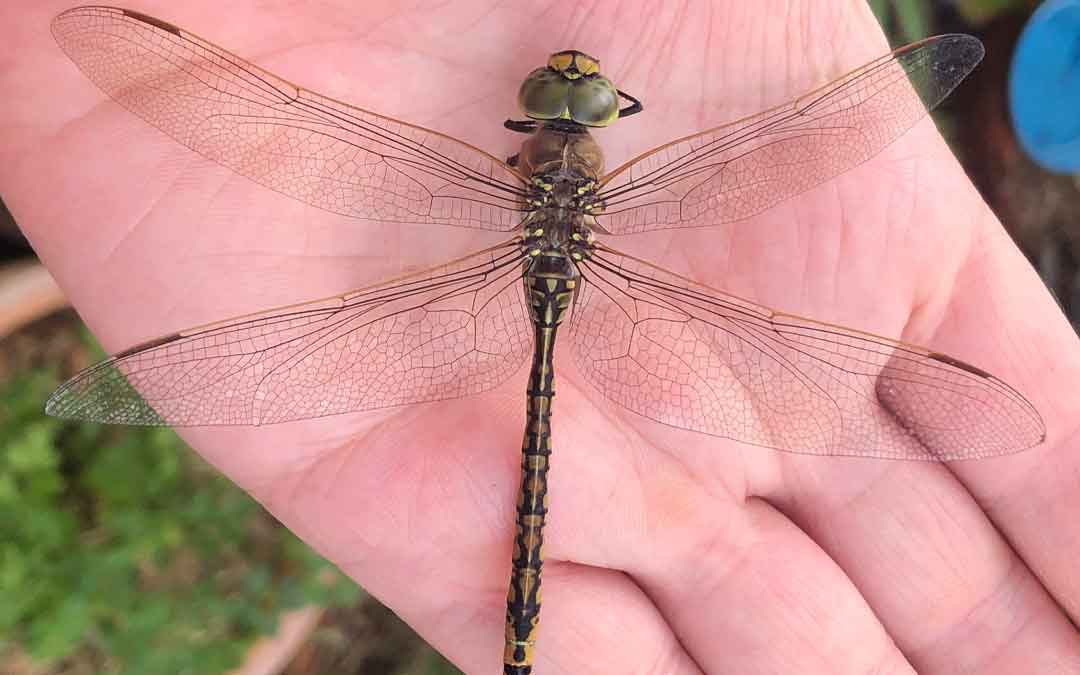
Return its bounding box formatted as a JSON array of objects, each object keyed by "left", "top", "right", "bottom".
[
  {"left": 616, "top": 89, "right": 643, "bottom": 118},
  {"left": 505, "top": 119, "right": 539, "bottom": 134}
]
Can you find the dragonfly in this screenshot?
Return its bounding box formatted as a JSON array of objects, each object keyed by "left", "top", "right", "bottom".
[{"left": 46, "top": 6, "right": 1045, "bottom": 674}]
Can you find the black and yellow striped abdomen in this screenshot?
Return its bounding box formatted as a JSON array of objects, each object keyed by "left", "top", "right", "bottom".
[{"left": 504, "top": 251, "right": 577, "bottom": 675}]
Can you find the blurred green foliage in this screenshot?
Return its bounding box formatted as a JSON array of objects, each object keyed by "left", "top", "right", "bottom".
[
  {"left": 870, "top": 0, "right": 934, "bottom": 43},
  {"left": 870, "top": 0, "right": 1031, "bottom": 43},
  {"left": 0, "top": 329, "right": 360, "bottom": 674},
  {"left": 952, "top": 0, "right": 1032, "bottom": 24}
]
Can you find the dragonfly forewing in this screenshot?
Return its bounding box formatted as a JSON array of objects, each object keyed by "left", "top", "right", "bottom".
[
  {"left": 593, "top": 34, "right": 984, "bottom": 235},
  {"left": 51, "top": 6, "right": 531, "bottom": 231}
]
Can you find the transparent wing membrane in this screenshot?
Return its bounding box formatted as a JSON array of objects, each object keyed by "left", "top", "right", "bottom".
[
  {"left": 594, "top": 35, "right": 983, "bottom": 235},
  {"left": 568, "top": 244, "right": 1044, "bottom": 459},
  {"left": 46, "top": 242, "right": 533, "bottom": 425},
  {"left": 48, "top": 9, "right": 1041, "bottom": 459},
  {"left": 51, "top": 6, "right": 530, "bottom": 231}
]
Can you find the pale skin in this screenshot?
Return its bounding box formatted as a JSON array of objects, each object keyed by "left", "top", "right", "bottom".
[{"left": 2, "top": 0, "right": 1079, "bottom": 673}]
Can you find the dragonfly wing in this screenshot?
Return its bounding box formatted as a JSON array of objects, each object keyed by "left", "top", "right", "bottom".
[
  {"left": 594, "top": 35, "right": 983, "bottom": 235},
  {"left": 567, "top": 244, "right": 1044, "bottom": 459},
  {"left": 46, "top": 242, "right": 533, "bottom": 426},
  {"left": 52, "top": 7, "right": 529, "bottom": 231}
]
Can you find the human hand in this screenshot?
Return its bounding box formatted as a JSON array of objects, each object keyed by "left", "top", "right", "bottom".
[{"left": 1, "top": 1, "right": 1078, "bottom": 673}]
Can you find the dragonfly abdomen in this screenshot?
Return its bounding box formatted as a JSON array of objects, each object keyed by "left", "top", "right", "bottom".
[{"left": 505, "top": 263, "right": 575, "bottom": 674}]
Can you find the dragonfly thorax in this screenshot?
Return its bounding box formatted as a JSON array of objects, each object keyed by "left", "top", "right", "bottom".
[
  {"left": 517, "top": 125, "right": 605, "bottom": 180},
  {"left": 521, "top": 199, "right": 595, "bottom": 275},
  {"left": 529, "top": 171, "right": 599, "bottom": 211},
  {"left": 517, "top": 124, "right": 605, "bottom": 277}
]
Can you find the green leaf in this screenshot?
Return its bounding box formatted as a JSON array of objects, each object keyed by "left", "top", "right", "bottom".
[
  {"left": 6, "top": 422, "right": 59, "bottom": 471},
  {"left": 26, "top": 597, "right": 92, "bottom": 662}
]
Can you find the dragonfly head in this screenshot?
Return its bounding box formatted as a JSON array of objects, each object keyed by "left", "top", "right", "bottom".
[{"left": 517, "top": 50, "right": 620, "bottom": 127}]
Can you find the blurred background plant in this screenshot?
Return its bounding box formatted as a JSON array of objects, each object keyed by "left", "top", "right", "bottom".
[
  {"left": 871, "top": 0, "right": 937, "bottom": 42},
  {"left": 870, "top": 0, "right": 1032, "bottom": 42},
  {"left": 0, "top": 317, "right": 458, "bottom": 675},
  {"left": 0, "top": 1, "right": 1075, "bottom": 674}
]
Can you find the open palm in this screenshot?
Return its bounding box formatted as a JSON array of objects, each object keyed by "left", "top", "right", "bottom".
[{"left": 3, "top": 1, "right": 1079, "bottom": 673}]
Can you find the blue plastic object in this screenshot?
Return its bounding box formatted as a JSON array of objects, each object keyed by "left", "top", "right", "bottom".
[{"left": 1008, "top": 0, "right": 1080, "bottom": 174}]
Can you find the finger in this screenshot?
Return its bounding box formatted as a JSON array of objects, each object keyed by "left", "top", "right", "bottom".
[
  {"left": 544, "top": 406, "right": 917, "bottom": 675},
  {"left": 407, "top": 563, "right": 705, "bottom": 674},
  {"left": 491, "top": 563, "right": 703, "bottom": 675},
  {"left": 761, "top": 448, "right": 1080, "bottom": 673},
  {"left": 747, "top": 186, "right": 1080, "bottom": 673},
  {"left": 245, "top": 400, "right": 703, "bottom": 675},
  {"left": 909, "top": 211, "right": 1080, "bottom": 629}
]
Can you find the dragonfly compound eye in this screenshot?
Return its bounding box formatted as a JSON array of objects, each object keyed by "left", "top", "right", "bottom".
[
  {"left": 519, "top": 51, "right": 620, "bottom": 127},
  {"left": 518, "top": 67, "right": 572, "bottom": 121},
  {"left": 567, "top": 75, "right": 619, "bottom": 127}
]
